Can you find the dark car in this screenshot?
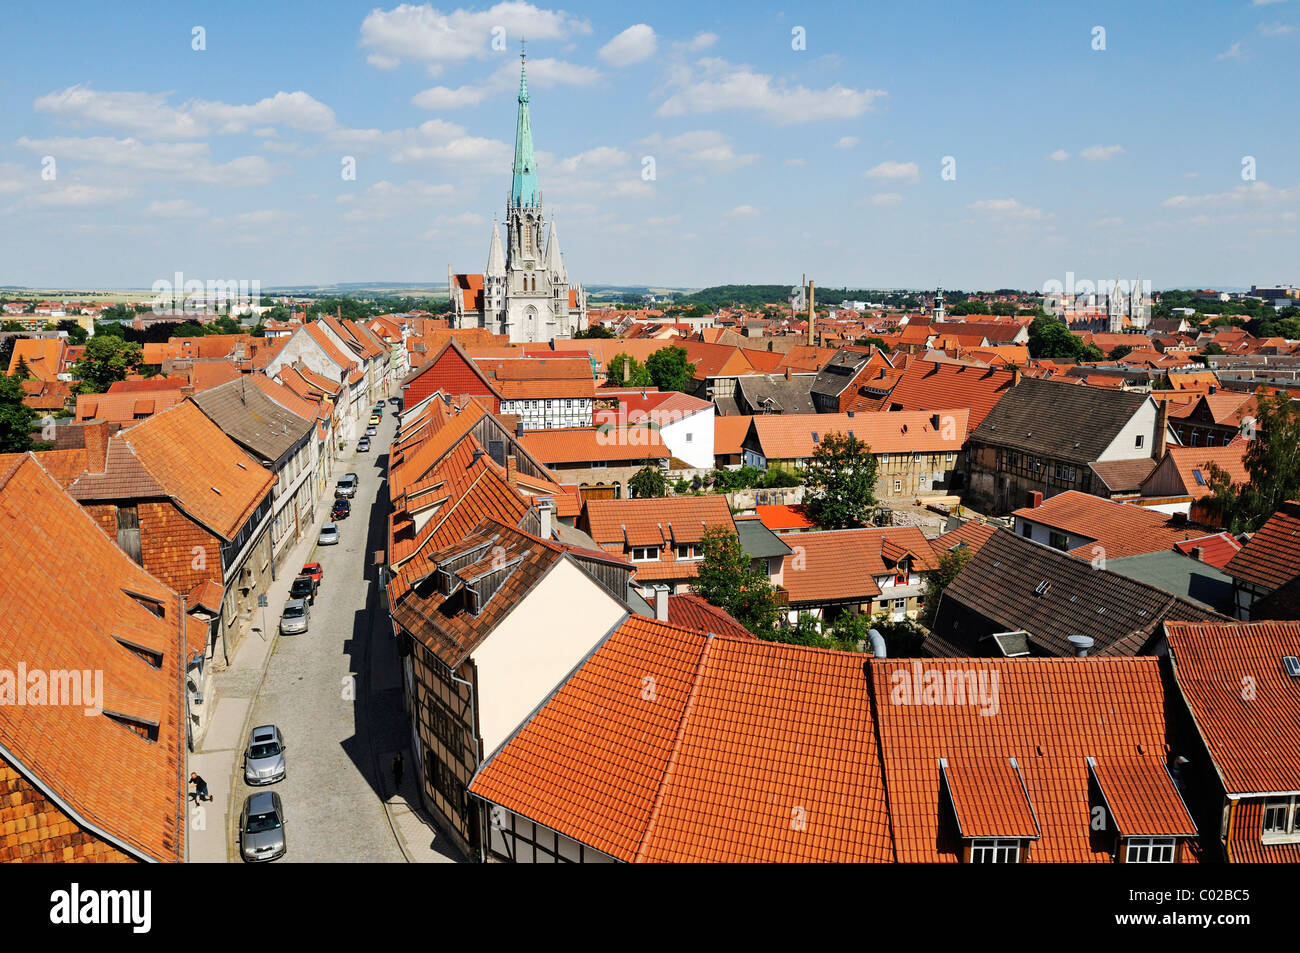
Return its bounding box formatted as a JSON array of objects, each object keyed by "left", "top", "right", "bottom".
[
  {"left": 331, "top": 498, "right": 351, "bottom": 520},
  {"left": 289, "top": 575, "right": 316, "bottom": 604}
]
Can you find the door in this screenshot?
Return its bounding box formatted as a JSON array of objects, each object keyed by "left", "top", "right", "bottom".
[{"left": 892, "top": 598, "right": 906, "bottom": 622}]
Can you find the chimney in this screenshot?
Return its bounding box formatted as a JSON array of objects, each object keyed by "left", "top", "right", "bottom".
[
  {"left": 807, "top": 280, "right": 815, "bottom": 346},
  {"left": 536, "top": 497, "right": 553, "bottom": 539},
  {"left": 1011, "top": 366, "right": 1023, "bottom": 387},
  {"left": 83, "top": 420, "right": 111, "bottom": 470},
  {"left": 784, "top": 366, "right": 791, "bottom": 381},
  {"left": 654, "top": 585, "right": 669, "bottom": 622},
  {"left": 506, "top": 454, "right": 518, "bottom": 485},
  {"left": 1067, "top": 635, "right": 1094, "bottom": 657},
  {"left": 1154, "top": 398, "right": 1169, "bottom": 459},
  {"left": 515, "top": 420, "right": 524, "bottom": 437},
  {"left": 1029, "top": 490, "right": 1043, "bottom": 508},
  {"left": 1191, "top": 545, "right": 1204, "bottom": 562}
]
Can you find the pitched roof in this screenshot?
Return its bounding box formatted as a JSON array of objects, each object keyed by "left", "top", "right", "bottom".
[
  {"left": 7, "top": 338, "right": 65, "bottom": 381},
  {"left": 0, "top": 453, "right": 186, "bottom": 862},
  {"left": 66, "top": 402, "right": 275, "bottom": 540},
  {"left": 584, "top": 496, "right": 734, "bottom": 548},
  {"left": 74, "top": 389, "right": 185, "bottom": 424},
  {"left": 1153, "top": 444, "right": 1250, "bottom": 499},
  {"left": 936, "top": 529, "right": 1225, "bottom": 657},
  {"left": 1089, "top": 457, "right": 1158, "bottom": 493},
  {"left": 747, "top": 410, "right": 966, "bottom": 460},
  {"left": 871, "top": 656, "right": 1194, "bottom": 861},
  {"left": 971, "top": 377, "right": 1149, "bottom": 462},
  {"left": 470, "top": 617, "right": 894, "bottom": 862},
  {"left": 929, "top": 520, "right": 998, "bottom": 558},
  {"left": 518, "top": 427, "right": 669, "bottom": 465},
  {"left": 753, "top": 503, "right": 816, "bottom": 531},
  {"left": 713, "top": 414, "right": 754, "bottom": 454},
  {"left": 188, "top": 377, "right": 314, "bottom": 464},
  {"left": 664, "top": 592, "right": 756, "bottom": 640},
  {"left": 1224, "top": 501, "right": 1300, "bottom": 590},
  {"left": 735, "top": 374, "right": 816, "bottom": 414},
  {"left": 883, "top": 360, "right": 1016, "bottom": 435},
  {"left": 779, "top": 526, "right": 937, "bottom": 605},
  {"left": 1014, "top": 491, "right": 1207, "bottom": 560},
  {"left": 1166, "top": 620, "right": 1300, "bottom": 796}
]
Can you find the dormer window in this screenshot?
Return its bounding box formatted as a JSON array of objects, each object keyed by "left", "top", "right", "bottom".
[
  {"left": 1124, "top": 837, "right": 1176, "bottom": 863},
  {"left": 1262, "top": 796, "right": 1300, "bottom": 843},
  {"left": 969, "top": 839, "right": 1021, "bottom": 863}
]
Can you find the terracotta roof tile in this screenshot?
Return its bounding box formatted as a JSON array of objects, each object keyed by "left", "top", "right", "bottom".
[
  {"left": 1223, "top": 501, "right": 1300, "bottom": 590},
  {"left": 779, "top": 527, "right": 936, "bottom": 606}
]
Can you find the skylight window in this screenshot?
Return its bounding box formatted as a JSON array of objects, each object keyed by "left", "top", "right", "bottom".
[
  {"left": 1193, "top": 468, "right": 1206, "bottom": 486},
  {"left": 1284, "top": 656, "right": 1300, "bottom": 679}
]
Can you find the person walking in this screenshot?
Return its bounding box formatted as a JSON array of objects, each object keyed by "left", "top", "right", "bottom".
[
  {"left": 391, "top": 752, "right": 404, "bottom": 794},
  {"left": 189, "top": 772, "right": 212, "bottom": 804}
]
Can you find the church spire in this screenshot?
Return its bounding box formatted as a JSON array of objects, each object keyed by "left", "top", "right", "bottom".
[
  {"left": 510, "top": 48, "right": 539, "bottom": 208},
  {"left": 544, "top": 218, "right": 566, "bottom": 283},
  {"left": 486, "top": 218, "right": 505, "bottom": 276}
]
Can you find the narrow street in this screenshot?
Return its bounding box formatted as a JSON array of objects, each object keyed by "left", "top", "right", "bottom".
[{"left": 189, "top": 400, "right": 461, "bottom": 863}]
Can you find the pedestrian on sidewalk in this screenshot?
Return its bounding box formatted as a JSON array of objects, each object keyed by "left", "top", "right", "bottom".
[
  {"left": 189, "top": 772, "right": 213, "bottom": 804},
  {"left": 392, "top": 752, "right": 404, "bottom": 793}
]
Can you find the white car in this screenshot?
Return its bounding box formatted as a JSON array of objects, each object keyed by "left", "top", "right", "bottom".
[{"left": 318, "top": 522, "right": 340, "bottom": 545}]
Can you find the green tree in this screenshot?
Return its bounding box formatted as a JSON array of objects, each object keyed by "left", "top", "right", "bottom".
[
  {"left": 0, "top": 372, "right": 37, "bottom": 452},
  {"left": 71, "top": 335, "right": 144, "bottom": 393},
  {"left": 1203, "top": 342, "right": 1225, "bottom": 355},
  {"left": 1108, "top": 345, "right": 1133, "bottom": 361},
  {"left": 645, "top": 345, "right": 696, "bottom": 393},
  {"left": 573, "top": 325, "right": 614, "bottom": 338},
  {"left": 1027, "top": 315, "right": 1096, "bottom": 361},
  {"left": 1, "top": 320, "right": 23, "bottom": 332},
  {"left": 693, "top": 526, "right": 782, "bottom": 638},
  {"left": 605, "top": 351, "right": 652, "bottom": 386},
  {"left": 864, "top": 614, "right": 928, "bottom": 657},
  {"left": 803, "top": 432, "right": 879, "bottom": 529},
  {"left": 56, "top": 320, "right": 89, "bottom": 344},
  {"left": 1203, "top": 390, "right": 1300, "bottom": 533},
  {"left": 12, "top": 357, "right": 31, "bottom": 381},
  {"left": 629, "top": 465, "right": 666, "bottom": 498},
  {"left": 921, "top": 544, "right": 973, "bottom": 629}
]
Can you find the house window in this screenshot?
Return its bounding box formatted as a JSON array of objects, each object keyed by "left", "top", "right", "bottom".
[
  {"left": 1262, "top": 796, "right": 1300, "bottom": 842},
  {"left": 893, "top": 480, "right": 902, "bottom": 493},
  {"left": 631, "top": 546, "right": 660, "bottom": 562},
  {"left": 1135, "top": 433, "right": 1145, "bottom": 449},
  {"left": 1049, "top": 530, "right": 1070, "bottom": 551},
  {"left": 970, "top": 839, "right": 1020, "bottom": 863},
  {"left": 565, "top": 399, "right": 572, "bottom": 408},
  {"left": 685, "top": 433, "right": 693, "bottom": 442},
  {"left": 676, "top": 544, "right": 695, "bottom": 561},
  {"left": 895, "top": 572, "right": 909, "bottom": 586},
  {"left": 880, "top": 454, "right": 890, "bottom": 464},
  {"left": 946, "top": 453, "right": 955, "bottom": 463},
  {"left": 1125, "top": 837, "right": 1176, "bottom": 863},
  {"left": 893, "top": 598, "right": 906, "bottom": 610}
]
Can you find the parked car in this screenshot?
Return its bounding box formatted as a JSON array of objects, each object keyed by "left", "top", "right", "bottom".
[
  {"left": 318, "top": 522, "right": 340, "bottom": 545},
  {"left": 331, "top": 498, "right": 351, "bottom": 520},
  {"left": 368, "top": 414, "right": 382, "bottom": 426},
  {"left": 365, "top": 425, "right": 378, "bottom": 436},
  {"left": 279, "top": 598, "right": 309, "bottom": 635},
  {"left": 389, "top": 396, "right": 400, "bottom": 405},
  {"left": 335, "top": 474, "right": 358, "bottom": 498},
  {"left": 301, "top": 562, "right": 323, "bottom": 585},
  {"left": 358, "top": 436, "right": 371, "bottom": 451},
  {"left": 243, "top": 725, "right": 286, "bottom": 785},
  {"left": 289, "top": 574, "right": 316, "bottom": 604},
  {"left": 238, "top": 791, "right": 286, "bottom": 862}
]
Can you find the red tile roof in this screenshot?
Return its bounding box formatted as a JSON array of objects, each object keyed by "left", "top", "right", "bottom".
[
  {"left": 0, "top": 453, "right": 186, "bottom": 862},
  {"left": 1172, "top": 532, "right": 1242, "bottom": 570},
  {"left": 871, "top": 656, "right": 1192, "bottom": 862},
  {"left": 1014, "top": 491, "right": 1209, "bottom": 560},
  {"left": 518, "top": 427, "right": 669, "bottom": 465},
  {"left": 1223, "top": 501, "right": 1300, "bottom": 590},
  {"left": 753, "top": 503, "right": 815, "bottom": 531},
  {"left": 664, "top": 593, "right": 756, "bottom": 640},
  {"left": 1166, "top": 620, "right": 1300, "bottom": 796},
  {"left": 712, "top": 415, "right": 754, "bottom": 456},
  {"left": 471, "top": 617, "right": 894, "bottom": 862},
  {"left": 584, "top": 496, "right": 734, "bottom": 548},
  {"left": 747, "top": 410, "right": 967, "bottom": 460},
  {"left": 779, "top": 527, "right": 937, "bottom": 605},
  {"left": 929, "top": 520, "right": 997, "bottom": 558}
]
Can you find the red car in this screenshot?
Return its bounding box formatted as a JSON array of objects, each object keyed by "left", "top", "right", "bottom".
[{"left": 301, "top": 562, "right": 323, "bottom": 585}]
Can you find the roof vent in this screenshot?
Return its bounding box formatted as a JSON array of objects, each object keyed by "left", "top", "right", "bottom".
[{"left": 1067, "top": 635, "right": 1094, "bottom": 657}]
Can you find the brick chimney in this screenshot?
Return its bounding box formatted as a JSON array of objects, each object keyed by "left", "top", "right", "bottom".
[
  {"left": 1154, "top": 398, "right": 1169, "bottom": 459},
  {"left": 1011, "top": 366, "right": 1023, "bottom": 387},
  {"left": 83, "top": 420, "right": 111, "bottom": 471},
  {"left": 506, "top": 454, "right": 518, "bottom": 485},
  {"left": 807, "top": 281, "right": 815, "bottom": 346}
]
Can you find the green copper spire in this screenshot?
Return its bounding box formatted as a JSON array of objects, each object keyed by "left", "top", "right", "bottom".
[{"left": 511, "top": 52, "right": 539, "bottom": 208}]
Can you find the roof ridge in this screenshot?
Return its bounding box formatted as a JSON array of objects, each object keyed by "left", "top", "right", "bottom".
[{"left": 633, "top": 629, "right": 714, "bottom": 863}]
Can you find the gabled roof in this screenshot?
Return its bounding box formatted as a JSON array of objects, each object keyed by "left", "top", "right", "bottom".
[
  {"left": 664, "top": 592, "right": 756, "bottom": 640},
  {"left": 188, "top": 377, "right": 314, "bottom": 465},
  {"left": 735, "top": 374, "right": 816, "bottom": 414},
  {"left": 746, "top": 410, "right": 967, "bottom": 460},
  {"left": 1167, "top": 620, "right": 1300, "bottom": 797},
  {"left": 713, "top": 414, "right": 754, "bottom": 454},
  {"left": 971, "top": 377, "right": 1149, "bottom": 462},
  {"left": 74, "top": 389, "right": 185, "bottom": 424},
  {"left": 1147, "top": 444, "right": 1249, "bottom": 500},
  {"left": 929, "top": 520, "right": 998, "bottom": 558},
  {"left": 519, "top": 427, "right": 669, "bottom": 465},
  {"left": 470, "top": 617, "right": 894, "bottom": 862},
  {"left": 1013, "top": 491, "right": 1206, "bottom": 560},
  {"left": 871, "top": 656, "right": 1193, "bottom": 861},
  {"left": 1223, "top": 501, "right": 1300, "bottom": 590},
  {"left": 65, "top": 402, "right": 274, "bottom": 541},
  {"left": 935, "top": 529, "right": 1224, "bottom": 657},
  {"left": 0, "top": 453, "right": 186, "bottom": 862},
  {"left": 779, "top": 526, "right": 937, "bottom": 605},
  {"left": 584, "top": 496, "right": 734, "bottom": 548}
]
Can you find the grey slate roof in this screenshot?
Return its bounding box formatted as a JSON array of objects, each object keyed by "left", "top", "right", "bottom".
[
  {"left": 188, "top": 377, "right": 314, "bottom": 467},
  {"left": 735, "top": 374, "right": 816, "bottom": 414},
  {"left": 933, "top": 528, "right": 1224, "bottom": 657},
  {"left": 811, "top": 350, "right": 871, "bottom": 400},
  {"left": 735, "top": 518, "right": 794, "bottom": 559},
  {"left": 970, "top": 376, "right": 1148, "bottom": 464}
]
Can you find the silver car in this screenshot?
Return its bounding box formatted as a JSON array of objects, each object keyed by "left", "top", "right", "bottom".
[
  {"left": 239, "top": 791, "right": 286, "bottom": 862},
  {"left": 279, "top": 598, "right": 309, "bottom": 635},
  {"left": 335, "top": 473, "right": 358, "bottom": 498},
  {"left": 243, "top": 725, "right": 286, "bottom": 785},
  {"left": 318, "top": 522, "right": 340, "bottom": 546}
]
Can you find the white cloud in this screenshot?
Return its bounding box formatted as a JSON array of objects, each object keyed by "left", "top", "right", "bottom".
[
  {"left": 144, "top": 199, "right": 206, "bottom": 218},
  {"left": 612, "top": 180, "right": 654, "bottom": 197},
  {"left": 1259, "top": 22, "right": 1294, "bottom": 35},
  {"left": 1162, "top": 180, "right": 1299, "bottom": 209},
  {"left": 599, "top": 24, "right": 657, "bottom": 65},
  {"left": 31, "top": 184, "right": 131, "bottom": 207},
  {"left": 1080, "top": 144, "right": 1124, "bottom": 161},
  {"left": 727, "top": 204, "right": 759, "bottom": 218},
  {"left": 1048, "top": 149, "right": 1069, "bottom": 162},
  {"left": 14, "top": 136, "right": 277, "bottom": 186},
  {"left": 1252, "top": 0, "right": 1286, "bottom": 6},
  {"left": 411, "top": 56, "right": 600, "bottom": 110},
  {"left": 783, "top": 157, "right": 807, "bottom": 167},
  {"left": 968, "top": 198, "right": 1047, "bottom": 219},
  {"left": 656, "top": 57, "right": 886, "bottom": 123},
  {"left": 866, "top": 192, "right": 902, "bottom": 206},
  {"left": 555, "top": 146, "right": 630, "bottom": 173},
  {"left": 685, "top": 32, "right": 717, "bottom": 51},
  {"left": 367, "top": 53, "right": 401, "bottom": 70},
  {"left": 864, "top": 160, "right": 919, "bottom": 182},
  {"left": 359, "top": 2, "right": 591, "bottom": 68},
  {"left": 639, "top": 130, "right": 759, "bottom": 166},
  {"left": 339, "top": 178, "right": 458, "bottom": 222},
  {"left": 411, "top": 84, "right": 491, "bottom": 109},
  {"left": 1216, "top": 42, "right": 1247, "bottom": 61},
  {"left": 189, "top": 91, "right": 336, "bottom": 133},
  {"left": 834, "top": 136, "right": 859, "bottom": 149}
]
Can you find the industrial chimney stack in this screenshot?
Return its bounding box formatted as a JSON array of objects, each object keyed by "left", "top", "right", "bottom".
[{"left": 807, "top": 280, "right": 815, "bottom": 346}]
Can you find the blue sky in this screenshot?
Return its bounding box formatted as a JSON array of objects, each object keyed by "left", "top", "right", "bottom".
[{"left": 1, "top": 0, "right": 1296, "bottom": 291}]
